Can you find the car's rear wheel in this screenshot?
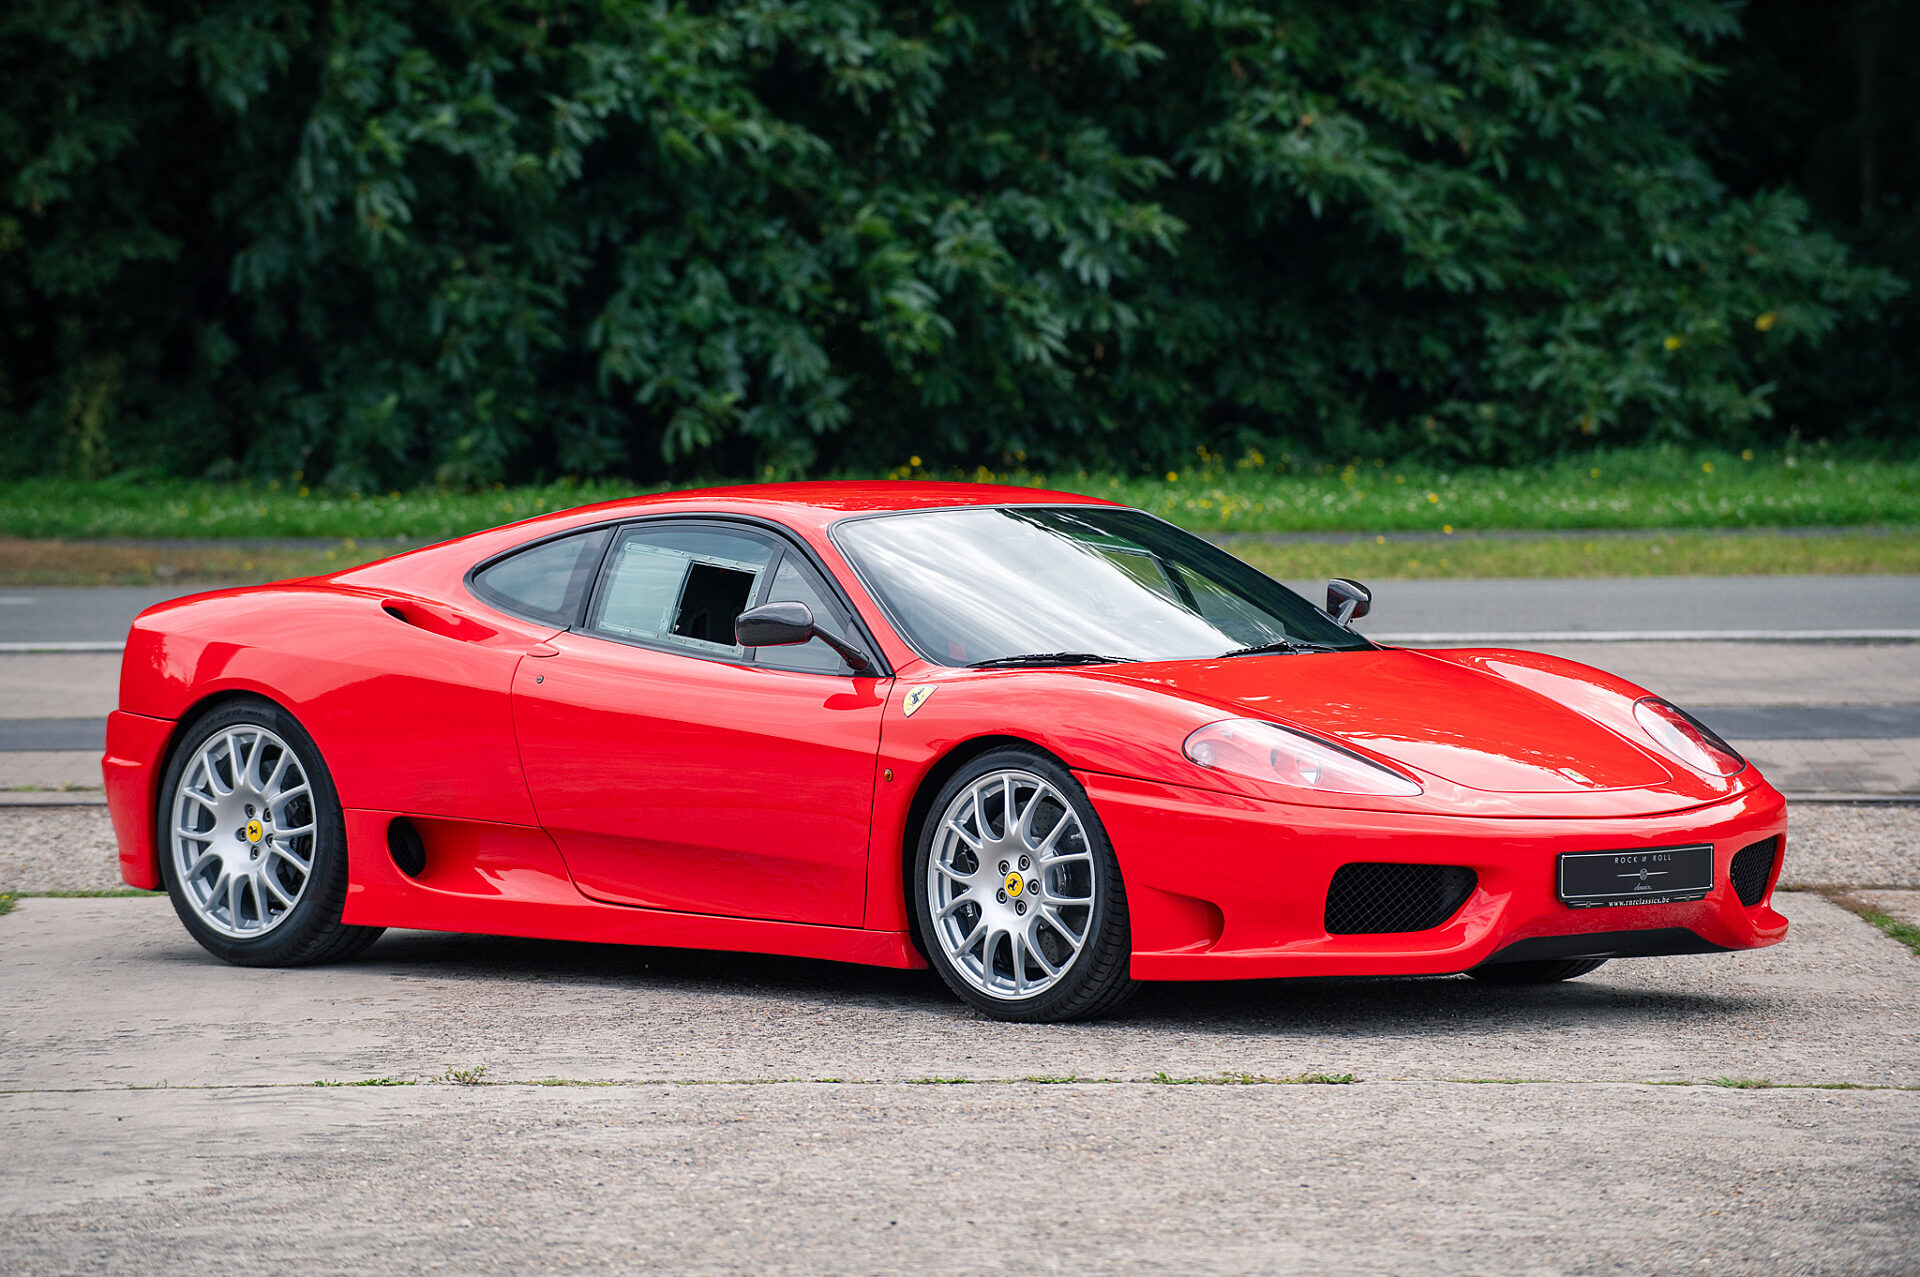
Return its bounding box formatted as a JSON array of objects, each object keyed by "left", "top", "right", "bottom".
[
  {"left": 158, "top": 699, "right": 382, "bottom": 966},
  {"left": 913, "top": 748, "right": 1134, "bottom": 1022},
  {"left": 1467, "top": 958, "right": 1608, "bottom": 984}
]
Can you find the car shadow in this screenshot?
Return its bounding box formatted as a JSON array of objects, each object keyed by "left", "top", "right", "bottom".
[{"left": 346, "top": 929, "right": 1761, "bottom": 1036}]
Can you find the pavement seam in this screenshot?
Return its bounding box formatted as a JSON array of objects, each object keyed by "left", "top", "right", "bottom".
[{"left": 5, "top": 1077, "right": 1918, "bottom": 1096}]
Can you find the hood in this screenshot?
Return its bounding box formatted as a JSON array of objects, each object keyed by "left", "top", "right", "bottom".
[{"left": 1103, "top": 647, "right": 1687, "bottom": 796}]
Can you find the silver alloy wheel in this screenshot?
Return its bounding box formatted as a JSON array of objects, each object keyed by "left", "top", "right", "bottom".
[
  {"left": 169, "top": 724, "right": 317, "bottom": 940},
  {"left": 926, "top": 768, "right": 1097, "bottom": 1000}
]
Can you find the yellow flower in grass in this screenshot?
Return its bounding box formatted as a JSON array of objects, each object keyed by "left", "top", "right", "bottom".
[
  {"left": 1755, "top": 311, "right": 1778, "bottom": 332},
  {"left": 1662, "top": 335, "right": 1684, "bottom": 352}
]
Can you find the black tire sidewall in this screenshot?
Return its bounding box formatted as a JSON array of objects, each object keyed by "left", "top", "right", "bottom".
[
  {"left": 156, "top": 698, "right": 352, "bottom": 964},
  {"left": 912, "top": 746, "right": 1130, "bottom": 1021}
]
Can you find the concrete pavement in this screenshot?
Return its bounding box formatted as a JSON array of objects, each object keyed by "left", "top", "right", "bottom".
[{"left": 1, "top": 892, "right": 1915, "bottom": 1273}]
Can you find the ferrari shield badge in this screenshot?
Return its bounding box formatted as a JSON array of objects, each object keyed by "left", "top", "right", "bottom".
[{"left": 902, "top": 684, "right": 936, "bottom": 717}]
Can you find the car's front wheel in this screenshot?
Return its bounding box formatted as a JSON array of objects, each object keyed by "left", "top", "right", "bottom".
[
  {"left": 913, "top": 748, "right": 1134, "bottom": 1022},
  {"left": 157, "top": 698, "right": 382, "bottom": 966}
]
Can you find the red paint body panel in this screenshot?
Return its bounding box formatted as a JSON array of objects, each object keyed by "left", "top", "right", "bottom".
[
  {"left": 104, "top": 709, "right": 174, "bottom": 889},
  {"left": 337, "top": 810, "right": 922, "bottom": 968},
  {"left": 1077, "top": 772, "right": 1787, "bottom": 979},
  {"left": 106, "top": 481, "right": 1790, "bottom": 983},
  {"left": 512, "top": 632, "right": 888, "bottom": 926}
]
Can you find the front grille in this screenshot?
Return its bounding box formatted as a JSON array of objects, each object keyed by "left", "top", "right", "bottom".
[
  {"left": 1325, "top": 863, "right": 1478, "bottom": 935},
  {"left": 1729, "top": 836, "right": 1780, "bottom": 907}
]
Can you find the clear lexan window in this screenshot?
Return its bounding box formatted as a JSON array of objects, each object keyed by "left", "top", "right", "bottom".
[{"left": 591, "top": 529, "right": 770, "bottom": 656}]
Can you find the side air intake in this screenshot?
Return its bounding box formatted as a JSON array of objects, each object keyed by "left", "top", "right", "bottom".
[
  {"left": 1325, "top": 863, "right": 1477, "bottom": 935},
  {"left": 1729, "top": 836, "right": 1780, "bottom": 907}
]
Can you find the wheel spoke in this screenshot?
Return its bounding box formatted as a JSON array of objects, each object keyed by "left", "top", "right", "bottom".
[
  {"left": 1042, "top": 904, "right": 1085, "bottom": 942},
  {"left": 203, "top": 751, "right": 232, "bottom": 798},
  {"left": 1024, "top": 921, "right": 1065, "bottom": 977},
  {"left": 943, "top": 819, "right": 982, "bottom": 851},
  {"left": 259, "top": 870, "right": 296, "bottom": 908},
  {"left": 263, "top": 747, "right": 291, "bottom": 793},
  {"left": 270, "top": 844, "right": 311, "bottom": 874},
  {"left": 952, "top": 918, "right": 986, "bottom": 957},
  {"left": 935, "top": 894, "right": 974, "bottom": 921},
  {"left": 238, "top": 730, "right": 263, "bottom": 790}
]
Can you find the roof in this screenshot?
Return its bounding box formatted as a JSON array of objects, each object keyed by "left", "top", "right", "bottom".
[{"left": 523, "top": 480, "right": 1120, "bottom": 539}]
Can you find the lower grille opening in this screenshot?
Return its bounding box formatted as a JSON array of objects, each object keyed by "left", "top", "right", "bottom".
[
  {"left": 1729, "top": 836, "right": 1780, "bottom": 907},
  {"left": 1325, "top": 863, "right": 1477, "bottom": 935}
]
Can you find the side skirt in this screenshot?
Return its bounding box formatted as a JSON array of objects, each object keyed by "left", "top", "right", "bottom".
[{"left": 339, "top": 808, "right": 927, "bottom": 971}]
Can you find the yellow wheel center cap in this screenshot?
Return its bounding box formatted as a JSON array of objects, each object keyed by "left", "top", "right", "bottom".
[
  {"left": 1004, "top": 870, "right": 1024, "bottom": 898},
  {"left": 245, "top": 819, "right": 264, "bottom": 844}
]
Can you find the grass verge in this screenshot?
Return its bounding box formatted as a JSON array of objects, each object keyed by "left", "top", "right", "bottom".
[
  {"left": 1229, "top": 530, "right": 1920, "bottom": 580},
  {"left": 0, "top": 889, "right": 164, "bottom": 917},
  {"left": 1, "top": 446, "right": 1915, "bottom": 540},
  {"left": 1823, "top": 890, "right": 1920, "bottom": 957},
  {"left": 0, "top": 536, "right": 376, "bottom": 586}
]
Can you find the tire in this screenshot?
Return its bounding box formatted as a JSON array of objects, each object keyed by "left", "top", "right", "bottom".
[
  {"left": 912, "top": 747, "right": 1135, "bottom": 1022},
  {"left": 1467, "top": 957, "right": 1608, "bottom": 985},
  {"left": 157, "top": 697, "right": 383, "bottom": 967}
]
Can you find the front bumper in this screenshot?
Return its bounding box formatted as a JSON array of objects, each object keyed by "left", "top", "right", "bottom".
[{"left": 1077, "top": 772, "right": 1788, "bottom": 982}]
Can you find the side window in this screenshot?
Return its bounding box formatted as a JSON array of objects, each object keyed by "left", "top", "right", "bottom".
[
  {"left": 756, "top": 552, "right": 858, "bottom": 674},
  {"left": 470, "top": 528, "right": 611, "bottom": 626},
  {"left": 588, "top": 526, "right": 772, "bottom": 657}
]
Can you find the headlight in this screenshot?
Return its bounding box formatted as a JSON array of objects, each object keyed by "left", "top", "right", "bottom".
[
  {"left": 1633, "top": 697, "right": 1746, "bottom": 778},
  {"left": 1183, "top": 719, "right": 1423, "bottom": 796}
]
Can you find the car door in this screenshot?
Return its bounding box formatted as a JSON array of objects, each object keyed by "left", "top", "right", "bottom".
[{"left": 510, "top": 520, "right": 889, "bottom": 927}]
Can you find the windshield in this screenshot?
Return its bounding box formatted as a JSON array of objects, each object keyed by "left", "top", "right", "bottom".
[{"left": 834, "top": 506, "right": 1370, "bottom": 666}]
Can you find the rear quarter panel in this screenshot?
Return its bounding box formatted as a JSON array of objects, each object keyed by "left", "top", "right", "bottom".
[{"left": 120, "top": 584, "right": 558, "bottom": 828}]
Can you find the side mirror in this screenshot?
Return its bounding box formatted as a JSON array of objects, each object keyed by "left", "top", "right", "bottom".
[
  {"left": 1327, "top": 578, "right": 1371, "bottom": 626},
  {"left": 736, "top": 600, "right": 815, "bottom": 647},
  {"left": 736, "top": 599, "right": 878, "bottom": 675}
]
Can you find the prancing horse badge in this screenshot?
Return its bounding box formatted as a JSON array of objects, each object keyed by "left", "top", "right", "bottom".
[{"left": 902, "top": 685, "right": 935, "bottom": 717}]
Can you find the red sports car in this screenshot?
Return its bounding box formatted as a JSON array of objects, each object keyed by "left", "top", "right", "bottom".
[{"left": 105, "top": 483, "right": 1787, "bottom": 1021}]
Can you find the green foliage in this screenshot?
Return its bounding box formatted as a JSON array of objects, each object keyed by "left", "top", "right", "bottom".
[{"left": 0, "top": 1, "right": 1905, "bottom": 485}]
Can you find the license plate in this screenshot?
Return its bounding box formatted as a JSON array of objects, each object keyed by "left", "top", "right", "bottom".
[{"left": 1557, "top": 845, "right": 1713, "bottom": 908}]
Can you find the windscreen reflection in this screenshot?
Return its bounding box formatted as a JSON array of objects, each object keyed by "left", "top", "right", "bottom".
[{"left": 835, "top": 507, "right": 1369, "bottom": 667}]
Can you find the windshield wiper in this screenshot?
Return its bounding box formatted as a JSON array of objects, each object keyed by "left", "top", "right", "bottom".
[
  {"left": 1222, "top": 637, "right": 1340, "bottom": 658},
  {"left": 966, "top": 652, "right": 1131, "bottom": 670}
]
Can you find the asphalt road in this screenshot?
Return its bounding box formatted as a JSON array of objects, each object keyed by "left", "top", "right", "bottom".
[
  {"left": 3, "top": 575, "right": 1918, "bottom": 647},
  {"left": 2, "top": 891, "right": 1916, "bottom": 1274}
]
